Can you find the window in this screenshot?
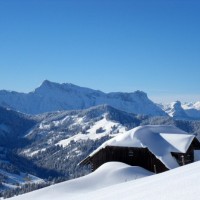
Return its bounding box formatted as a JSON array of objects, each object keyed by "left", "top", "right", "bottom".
[{"left": 128, "top": 149, "right": 134, "bottom": 157}]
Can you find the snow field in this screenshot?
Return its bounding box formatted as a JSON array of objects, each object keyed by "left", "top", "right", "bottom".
[
  {"left": 10, "top": 161, "right": 200, "bottom": 200},
  {"left": 10, "top": 162, "right": 153, "bottom": 200}
]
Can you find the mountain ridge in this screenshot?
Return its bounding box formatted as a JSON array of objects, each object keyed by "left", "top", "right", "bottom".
[{"left": 0, "top": 80, "right": 166, "bottom": 116}]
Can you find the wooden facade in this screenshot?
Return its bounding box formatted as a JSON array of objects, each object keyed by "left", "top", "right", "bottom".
[
  {"left": 81, "top": 138, "right": 200, "bottom": 173},
  {"left": 172, "top": 138, "right": 200, "bottom": 166}
]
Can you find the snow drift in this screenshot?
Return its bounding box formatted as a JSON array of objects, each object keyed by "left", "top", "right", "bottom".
[
  {"left": 10, "top": 162, "right": 153, "bottom": 200},
  {"left": 10, "top": 161, "right": 200, "bottom": 200}
]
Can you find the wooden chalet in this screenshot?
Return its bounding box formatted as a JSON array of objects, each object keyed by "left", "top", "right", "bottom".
[{"left": 80, "top": 125, "right": 200, "bottom": 173}]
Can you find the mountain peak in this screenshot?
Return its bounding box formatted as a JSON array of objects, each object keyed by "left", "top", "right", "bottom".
[
  {"left": 171, "top": 101, "right": 182, "bottom": 109},
  {"left": 163, "top": 101, "right": 188, "bottom": 119},
  {"left": 135, "top": 90, "right": 147, "bottom": 95},
  {"left": 134, "top": 90, "right": 148, "bottom": 98},
  {"left": 37, "top": 80, "right": 98, "bottom": 94},
  {"left": 42, "top": 79, "right": 53, "bottom": 85},
  {"left": 39, "top": 80, "right": 58, "bottom": 88}
]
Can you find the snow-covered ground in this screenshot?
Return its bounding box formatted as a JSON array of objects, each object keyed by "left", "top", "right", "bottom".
[
  {"left": 9, "top": 162, "right": 153, "bottom": 200},
  {"left": 10, "top": 161, "right": 200, "bottom": 200}
]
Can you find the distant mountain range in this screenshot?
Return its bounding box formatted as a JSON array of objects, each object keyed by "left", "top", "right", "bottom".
[
  {"left": 0, "top": 80, "right": 166, "bottom": 116},
  {"left": 0, "top": 80, "right": 200, "bottom": 120},
  {"left": 160, "top": 101, "right": 200, "bottom": 120}
]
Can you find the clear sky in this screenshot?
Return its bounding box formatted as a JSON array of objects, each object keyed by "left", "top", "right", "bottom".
[{"left": 0, "top": 0, "right": 200, "bottom": 103}]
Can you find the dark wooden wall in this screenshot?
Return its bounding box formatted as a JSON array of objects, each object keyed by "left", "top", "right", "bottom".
[
  {"left": 85, "top": 138, "right": 200, "bottom": 173},
  {"left": 90, "top": 146, "right": 168, "bottom": 173}
]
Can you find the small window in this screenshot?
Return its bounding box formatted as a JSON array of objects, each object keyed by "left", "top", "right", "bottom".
[{"left": 128, "top": 149, "right": 134, "bottom": 157}]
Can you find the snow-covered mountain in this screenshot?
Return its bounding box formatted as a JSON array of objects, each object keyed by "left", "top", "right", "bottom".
[
  {"left": 0, "top": 80, "right": 166, "bottom": 116},
  {"left": 162, "top": 101, "right": 188, "bottom": 119},
  {"left": 9, "top": 161, "right": 200, "bottom": 200},
  {"left": 182, "top": 101, "right": 200, "bottom": 119},
  {"left": 23, "top": 104, "right": 140, "bottom": 152},
  {"left": 183, "top": 101, "right": 200, "bottom": 110},
  {"left": 161, "top": 101, "right": 200, "bottom": 120}
]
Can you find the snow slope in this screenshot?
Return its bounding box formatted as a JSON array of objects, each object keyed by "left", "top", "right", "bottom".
[
  {"left": 56, "top": 116, "right": 126, "bottom": 148},
  {"left": 0, "top": 80, "right": 166, "bottom": 116},
  {"left": 10, "top": 162, "right": 153, "bottom": 200},
  {"left": 10, "top": 161, "right": 200, "bottom": 200}
]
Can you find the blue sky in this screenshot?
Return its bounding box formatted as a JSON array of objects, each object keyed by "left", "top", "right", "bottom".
[{"left": 0, "top": 0, "right": 200, "bottom": 103}]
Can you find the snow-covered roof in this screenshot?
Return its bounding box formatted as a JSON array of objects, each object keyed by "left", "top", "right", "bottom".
[{"left": 88, "top": 125, "right": 195, "bottom": 169}]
